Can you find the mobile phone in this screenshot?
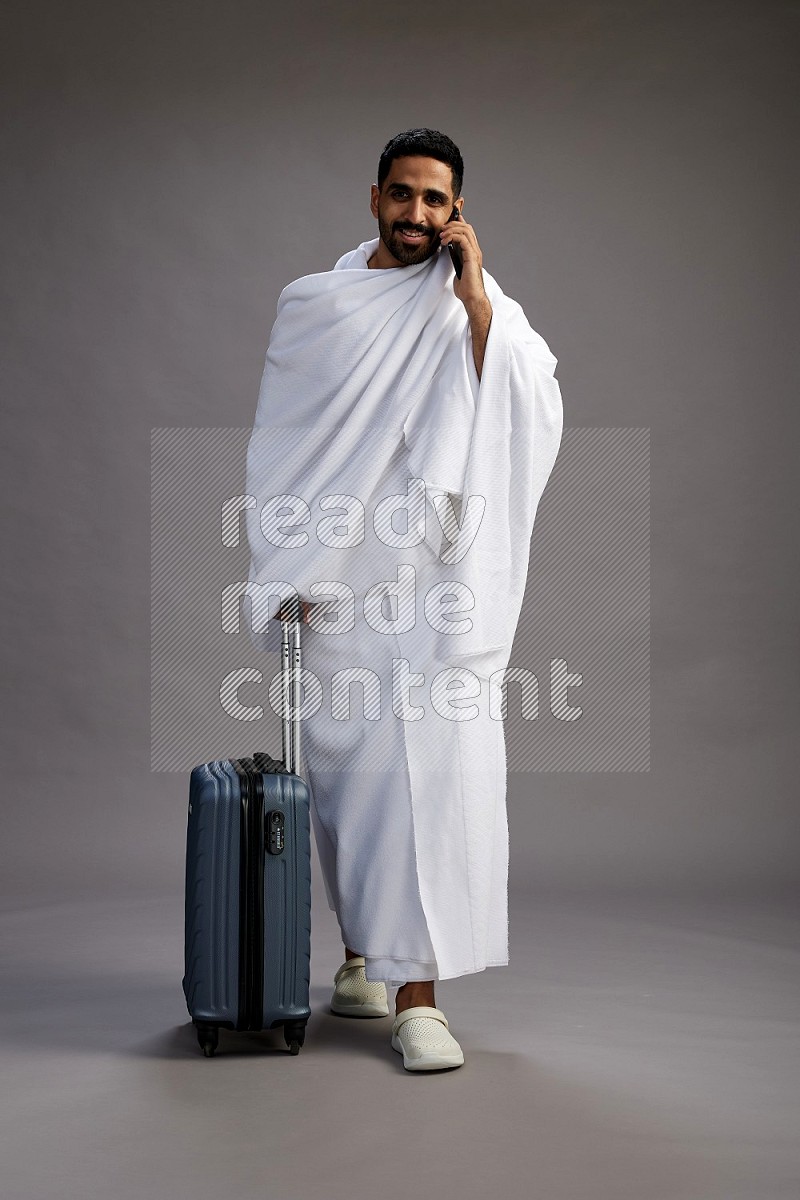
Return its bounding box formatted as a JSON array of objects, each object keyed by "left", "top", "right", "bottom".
[{"left": 447, "top": 205, "right": 463, "bottom": 278}]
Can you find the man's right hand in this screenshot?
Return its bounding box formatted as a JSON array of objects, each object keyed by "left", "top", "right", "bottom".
[{"left": 273, "top": 599, "right": 314, "bottom": 624}]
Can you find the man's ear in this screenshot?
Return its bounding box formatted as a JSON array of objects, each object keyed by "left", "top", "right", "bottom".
[
  {"left": 455, "top": 196, "right": 465, "bottom": 215},
  {"left": 370, "top": 184, "right": 380, "bottom": 218}
]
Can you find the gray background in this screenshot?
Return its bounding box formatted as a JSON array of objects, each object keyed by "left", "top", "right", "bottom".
[
  {"left": 4, "top": 0, "right": 797, "bottom": 900},
  {"left": 2, "top": 2, "right": 798, "bottom": 1198}
]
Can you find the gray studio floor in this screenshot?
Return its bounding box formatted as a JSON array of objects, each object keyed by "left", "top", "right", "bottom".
[{"left": 2, "top": 884, "right": 798, "bottom": 1200}]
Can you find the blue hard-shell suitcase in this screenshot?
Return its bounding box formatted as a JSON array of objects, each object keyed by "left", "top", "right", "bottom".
[{"left": 183, "top": 613, "right": 311, "bottom": 1056}]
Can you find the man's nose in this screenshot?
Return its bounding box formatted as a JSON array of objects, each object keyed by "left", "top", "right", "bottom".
[{"left": 406, "top": 197, "right": 426, "bottom": 225}]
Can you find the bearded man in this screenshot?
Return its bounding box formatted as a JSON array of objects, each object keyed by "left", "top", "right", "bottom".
[{"left": 244, "top": 128, "right": 563, "bottom": 1071}]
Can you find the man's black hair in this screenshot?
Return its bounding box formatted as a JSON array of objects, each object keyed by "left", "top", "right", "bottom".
[{"left": 377, "top": 129, "right": 464, "bottom": 199}]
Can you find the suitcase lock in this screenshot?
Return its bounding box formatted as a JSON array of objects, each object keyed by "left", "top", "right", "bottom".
[{"left": 266, "top": 810, "right": 285, "bottom": 855}]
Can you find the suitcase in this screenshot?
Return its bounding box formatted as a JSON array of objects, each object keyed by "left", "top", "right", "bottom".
[{"left": 183, "top": 611, "right": 311, "bottom": 1056}]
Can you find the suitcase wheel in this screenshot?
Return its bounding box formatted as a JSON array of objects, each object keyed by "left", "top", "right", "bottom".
[
  {"left": 195, "top": 1023, "right": 219, "bottom": 1057},
  {"left": 284, "top": 1020, "right": 307, "bottom": 1055}
]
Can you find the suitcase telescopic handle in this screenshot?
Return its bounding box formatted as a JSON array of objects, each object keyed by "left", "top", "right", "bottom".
[{"left": 280, "top": 609, "right": 301, "bottom": 774}]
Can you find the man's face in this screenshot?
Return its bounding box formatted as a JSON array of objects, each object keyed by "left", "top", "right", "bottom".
[{"left": 370, "top": 156, "right": 462, "bottom": 268}]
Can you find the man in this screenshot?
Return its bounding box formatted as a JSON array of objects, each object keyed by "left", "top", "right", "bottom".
[{"left": 245, "top": 129, "right": 563, "bottom": 1071}]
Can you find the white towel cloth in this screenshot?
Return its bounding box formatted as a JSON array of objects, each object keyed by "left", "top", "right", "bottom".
[{"left": 243, "top": 238, "right": 563, "bottom": 982}]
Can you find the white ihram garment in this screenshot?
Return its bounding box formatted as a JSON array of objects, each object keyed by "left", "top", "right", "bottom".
[{"left": 244, "top": 237, "right": 563, "bottom": 983}]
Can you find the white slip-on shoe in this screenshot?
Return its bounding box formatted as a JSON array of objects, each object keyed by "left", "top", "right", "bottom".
[
  {"left": 391, "top": 1006, "right": 465, "bottom": 1071},
  {"left": 330, "top": 956, "right": 390, "bottom": 1017}
]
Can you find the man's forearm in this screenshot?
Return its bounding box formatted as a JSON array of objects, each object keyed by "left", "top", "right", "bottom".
[{"left": 466, "top": 297, "right": 493, "bottom": 379}]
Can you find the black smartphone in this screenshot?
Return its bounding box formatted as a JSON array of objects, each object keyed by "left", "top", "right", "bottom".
[{"left": 447, "top": 205, "right": 463, "bottom": 278}]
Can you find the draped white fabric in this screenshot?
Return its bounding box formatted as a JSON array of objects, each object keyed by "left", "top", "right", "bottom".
[{"left": 243, "top": 238, "right": 563, "bottom": 982}]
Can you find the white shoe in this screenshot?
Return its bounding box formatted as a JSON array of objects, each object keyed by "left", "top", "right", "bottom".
[
  {"left": 330, "top": 956, "right": 389, "bottom": 1017},
  {"left": 391, "top": 1006, "right": 465, "bottom": 1071}
]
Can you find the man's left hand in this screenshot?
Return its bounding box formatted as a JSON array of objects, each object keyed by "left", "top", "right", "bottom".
[
  {"left": 440, "top": 215, "right": 493, "bottom": 378},
  {"left": 439, "top": 216, "right": 489, "bottom": 312}
]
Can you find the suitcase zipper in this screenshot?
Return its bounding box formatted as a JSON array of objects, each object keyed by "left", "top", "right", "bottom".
[{"left": 235, "top": 759, "right": 265, "bottom": 1031}]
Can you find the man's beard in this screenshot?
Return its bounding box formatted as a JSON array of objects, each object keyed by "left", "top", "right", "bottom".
[{"left": 378, "top": 214, "right": 441, "bottom": 267}]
